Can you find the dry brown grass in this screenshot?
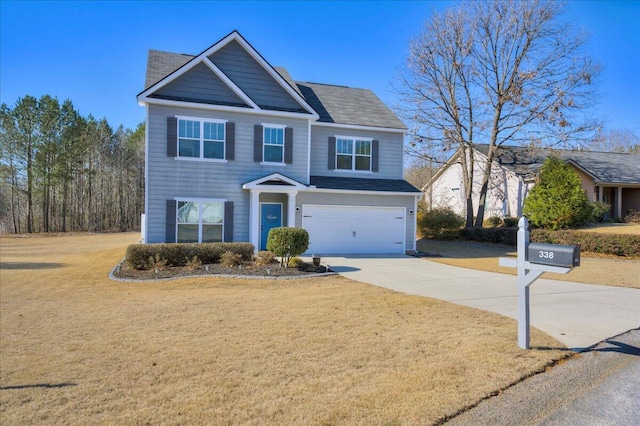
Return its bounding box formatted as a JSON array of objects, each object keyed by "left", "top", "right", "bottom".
[
  {"left": 417, "top": 239, "right": 639, "bottom": 289},
  {"left": 576, "top": 223, "right": 640, "bottom": 235},
  {"left": 1, "top": 233, "right": 569, "bottom": 425}
]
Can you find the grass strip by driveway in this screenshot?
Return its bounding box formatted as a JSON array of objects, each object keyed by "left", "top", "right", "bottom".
[
  {"left": 417, "top": 239, "right": 639, "bottom": 289},
  {"left": 1, "top": 233, "right": 569, "bottom": 425}
]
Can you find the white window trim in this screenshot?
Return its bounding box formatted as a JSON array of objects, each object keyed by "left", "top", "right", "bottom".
[
  {"left": 174, "top": 197, "right": 227, "bottom": 243},
  {"left": 262, "top": 123, "right": 286, "bottom": 165},
  {"left": 176, "top": 116, "right": 228, "bottom": 161},
  {"left": 335, "top": 135, "right": 373, "bottom": 172}
]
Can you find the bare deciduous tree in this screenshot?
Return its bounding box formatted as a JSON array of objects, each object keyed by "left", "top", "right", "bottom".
[{"left": 396, "top": 0, "right": 601, "bottom": 226}]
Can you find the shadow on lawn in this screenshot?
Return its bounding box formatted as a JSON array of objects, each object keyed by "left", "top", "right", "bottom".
[
  {"left": 0, "top": 382, "right": 77, "bottom": 390},
  {"left": 0, "top": 262, "right": 66, "bottom": 270},
  {"left": 416, "top": 239, "right": 516, "bottom": 259}
]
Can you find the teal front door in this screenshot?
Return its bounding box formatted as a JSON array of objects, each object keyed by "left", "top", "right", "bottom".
[{"left": 260, "top": 203, "right": 282, "bottom": 250}]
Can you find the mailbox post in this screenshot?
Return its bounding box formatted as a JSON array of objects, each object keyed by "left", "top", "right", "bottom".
[{"left": 499, "top": 217, "right": 580, "bottom": 349}]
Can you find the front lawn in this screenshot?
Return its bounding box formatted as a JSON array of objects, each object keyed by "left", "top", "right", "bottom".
[{"left": 1, "top": 233, "right": 569, "bottom": 425}]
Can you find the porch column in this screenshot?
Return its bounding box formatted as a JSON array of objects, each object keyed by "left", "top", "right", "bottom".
[
  {"left": 616, "top": 186, "right": 623, "bottom": 218},
  {"left": 287, "top": 191, "right": 297, "bottom": 227},
  {"left": 597, "top": 185, "right": 603, "bottom": 202},
  {"left": 250, "top": 190, "right": 261, "bottom": 251}
]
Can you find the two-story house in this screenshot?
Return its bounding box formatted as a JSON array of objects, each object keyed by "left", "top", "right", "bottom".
[{"left": 137, "top": 31, "right": 420, "bottom": 254}]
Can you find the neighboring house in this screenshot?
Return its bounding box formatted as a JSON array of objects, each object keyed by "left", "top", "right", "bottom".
[
  {"left": 423, "top": 144, "right": 640, "bottom": 220},
  {"left": 137, "top": 31, "right": 421, "bottom": 254}
]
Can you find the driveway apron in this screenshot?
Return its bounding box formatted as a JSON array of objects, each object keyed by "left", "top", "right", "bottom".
[{"left": 320, "top": 254, "right": 640, "bottom": 351}]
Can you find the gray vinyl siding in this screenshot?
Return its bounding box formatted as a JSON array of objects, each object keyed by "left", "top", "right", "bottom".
[
  {"left": 296, "top": 191, "right": 417, "bottom": 252},
  {"left": 154, "top": 62, "right": 247, "bottom": 106},
  {"left": 145, "top": 104, "right": 309, "bottom": 243},
  {"left": 208, "top": 40, "right": 304, "bottom": 112},
  {"left": 309, "top": 126, "right": 405, "bottom": 180}
]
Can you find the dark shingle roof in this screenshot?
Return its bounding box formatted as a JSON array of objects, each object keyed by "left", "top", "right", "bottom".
[
  {"left": 310, "top": 176, "right": 420, "bottom": 193},
  {"left": 145, "top": 50, "right": 194, "bottom": 90},
  {"left": 296, "top": 82, "right": 406, "bottom": 130},
  {"left": 475, "top": 144, "right": 640, "bottom": 184},
  {"left": 143, "top": 49, "right": 406, "bottom": 130}
]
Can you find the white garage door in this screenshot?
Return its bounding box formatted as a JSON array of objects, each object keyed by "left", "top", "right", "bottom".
[{"left": 302, "top": 204, "right": 406, "bottom": 254}]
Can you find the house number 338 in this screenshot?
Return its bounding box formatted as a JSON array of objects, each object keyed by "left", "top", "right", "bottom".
[{"left": 538, "top": 251, "right": 554, "bottom": 259}]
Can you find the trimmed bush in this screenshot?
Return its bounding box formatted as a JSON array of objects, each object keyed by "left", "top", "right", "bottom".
[
  {"left": 267, "top": 227, "right": 309, "bottom": 267},
  {"left": 530, "top": 229, "right": 640, "bottom": 257},
  {"left": 418, "top": 207, "right": 465, "bottom": 238},
  {"left": 125, "top": 242, "right": 254, "bottom": 270},
  {"left": 459, "top": 226, "right": 639, "bottom": 257},
  {"left": 460, "top": 227, "right": 517, "bottom": 246}
]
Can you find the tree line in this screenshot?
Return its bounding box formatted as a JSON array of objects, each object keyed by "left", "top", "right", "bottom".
[{"left": 0, "top": 95, "right": 145, "bottom": 234}]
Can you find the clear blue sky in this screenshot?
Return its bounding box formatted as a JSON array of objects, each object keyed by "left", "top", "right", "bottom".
[{"left": 1, "top": 1, "right": 639, "bottom": 134}]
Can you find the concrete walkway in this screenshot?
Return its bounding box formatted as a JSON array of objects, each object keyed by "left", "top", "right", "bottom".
[{"left": 319, "top": 254, "right": 640, "bottom": 351}]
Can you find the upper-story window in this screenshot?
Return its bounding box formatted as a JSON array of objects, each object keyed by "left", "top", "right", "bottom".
[
  {"left": 263, "top": 125, "right": 285, "bottom": 163},
  {"left": 178, "top": 118, "right": 226, "bottom": 160},
  {"left": 336, "top": 137, "right": 372, "bottom": 171}
]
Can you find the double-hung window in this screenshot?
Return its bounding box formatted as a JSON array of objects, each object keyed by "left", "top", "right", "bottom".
[
  {"left": 336, "top": 137, "right": 372, "bottom": 171},
  {"left": 178, "top": 118, "right": 226, "bottom": 160},
  {"left": 176, "top": 200, "right": 224, "bottom": 243},
  {"left": 263, "top": 125, "right": 285, "bottom": 163}
]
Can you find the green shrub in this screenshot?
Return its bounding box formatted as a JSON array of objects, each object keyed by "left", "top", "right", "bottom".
[
  {"left": 267, "top": 227, "right": 309, "bottom": 267},
  {"left": 502, "top": 217, "right": 519, "bottom": 227},
  {"left": 530, "top": 229, "right": 639, "bottom": 257},
  {"left": 591, "top": 201, "right": 611, "bottom": 223},
  {"left": 125, "top": 242, "right": 254, "bottom": 270},
  {"left": 488, "top": 216, "right": 503, "bottom": 227},
  {"left": 522, "top": 157, "right": 593, "bottom": 229},
  {"left": 220, "top": 251, "right": 243, "bottom": 267},
  {"left": 458, "top": 223, "right": 638, "bottom": 257},
  {"left": 460, "top": 227, "right": 517, "bottom": 246},
  {"left": 418, "top": 208, "right": 465, "bottom": 239},
  {"left": 287, "top": 257, "right": 305, "bottom": 268}
]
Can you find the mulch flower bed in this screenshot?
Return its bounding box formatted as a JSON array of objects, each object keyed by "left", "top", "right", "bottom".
[{"left": 114, "top": 260, "right": 332, "bottom": 280}]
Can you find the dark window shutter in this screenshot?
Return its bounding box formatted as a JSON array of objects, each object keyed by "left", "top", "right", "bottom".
[
  {"left": 328, "top": 136, "right": 336, "bottom": 170},
  {"left": 166, "top": 200, "right": 177, "bottom": 243},
  {"left": 224, "top": 202, "right": 234, "bottom": 242},
  {"left": 226, "top": 122, "right": 235, "bottom": 160},
  {"left": 372, "top": 139, "right": 379, "bottom": 172},
  {"left": 254, "top": 124, "right": 263, "bottom": 162},
  {"left": 167, "top": 117, "right": 177, "bottom": 157},
  {"left": 284, "top": 127, "right": 293, "bottom": 164}
]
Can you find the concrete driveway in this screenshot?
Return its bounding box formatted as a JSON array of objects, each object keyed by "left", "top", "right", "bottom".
[{"left": 319, "top": 254, "right": 640, "bottom": 351}]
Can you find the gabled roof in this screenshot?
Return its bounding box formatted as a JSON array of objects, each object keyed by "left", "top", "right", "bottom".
[
  {"left": 242, "top": 173, "right": 308, "bottom": 191},
  {"left": 475, "top": 144, "right": 640, "bottom": 185},
  {"left": 139, "top": 31, "right": 405, "bottom": 130},
  {"left": 138, "top": 31, "right": 318, "bottom": 118},
  {"left": 310, "top": 176, "right": 420, "bottom": 193}
]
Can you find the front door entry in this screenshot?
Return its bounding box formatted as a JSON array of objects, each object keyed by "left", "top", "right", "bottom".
[{"left": 260, "top": 203, "right": 282, "bottom": 250}]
